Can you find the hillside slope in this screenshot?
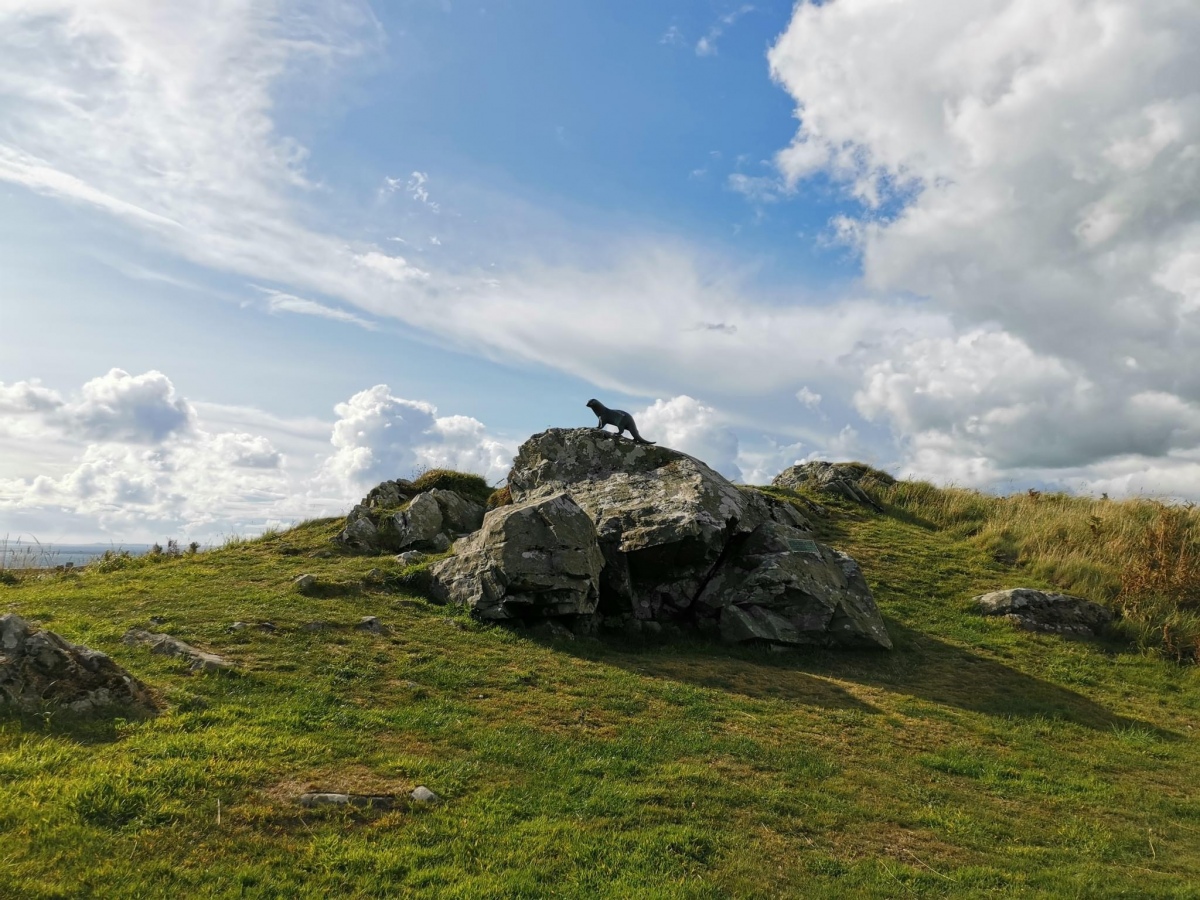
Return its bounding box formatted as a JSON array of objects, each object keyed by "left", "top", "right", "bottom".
[{"left": 2, "top": 485, "right": 1198, "bottom": 898}]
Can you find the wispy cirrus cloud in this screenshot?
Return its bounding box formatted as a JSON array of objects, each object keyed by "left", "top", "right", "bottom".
[{"left": 256, "top": 287, "right": 378, "bottom": 330}]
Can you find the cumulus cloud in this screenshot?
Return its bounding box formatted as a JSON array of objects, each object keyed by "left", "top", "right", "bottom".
[
  {"left": 636, "top": 396, "right": 742, "bottom": 480},
  {"left": 0, "top": 370, "right": 515, "bottom": 539},
  {"left": 769, "top": 0, "right": 1200, "bottom": 487},
  {"left": 855, "top": 329, "right": 1200, "bottom": 485},
  {"left": 321, "top": 385, "right": 511, "bottom": 492},
  {"left": 1, "top": 369, "right": 194, "bottom": 443}
]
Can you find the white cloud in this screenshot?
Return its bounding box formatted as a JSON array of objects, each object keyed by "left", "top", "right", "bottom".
[
  {"left": 321, "top": 385, "right": 512, "bottom": 492},
  {"left": 695, "top": 5, "right": 755, "bottom": 57},
  {"left": 855, "top": 328, "right": 1200, "bottom": 477},
  {"left": 727, "top": 172, "right": 786, "bottom": 205},
  {"left": 768, "top": 0, "right": 1200, "bottom": 487},
  {"left": 0, "top": 369, "right": 517, "bottom": 541},
  {"left": 660, "top": 25, "right": 685, "bottom": 47},
  {"left": 636, "top": 395, "right": 742, "bottom": 480},
  {"left": 258, "top": 287, "right": 377, "bottom": 330},
  {"left": 796, "top": 386, "right": 821, "bottom": 409}
]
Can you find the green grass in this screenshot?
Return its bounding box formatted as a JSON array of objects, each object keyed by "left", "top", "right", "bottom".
[{"left": 2, "top": 495, "right": 1199, "bottom": 898}]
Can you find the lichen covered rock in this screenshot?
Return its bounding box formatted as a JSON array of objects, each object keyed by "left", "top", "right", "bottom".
[
  {"left": 1, "top": 614, "right": 155, "bottom": 713},
  {"left": 430, "top": 492, "right": 604, "bottom": 620}
]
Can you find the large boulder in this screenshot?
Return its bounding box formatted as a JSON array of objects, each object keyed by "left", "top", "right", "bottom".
[
  {"left": 430, "top": 492, "right": 604, "bottom": 620},
  {"left": 697, "top": 521, "right": 893, "bottom": 649},
  {"left": 0, "top": 614, "right": 155, "bottom": 713},
  {"left": 455, "top": 428, "right": 892, "bottom": 649},
  {"left": 973, "top": 588, "right": 1113, "bottom": 637},
  {"left": 507, "top": 428, "right": 805, "bottom": 621},
  {"left": 772, "top": 461, "right": 895, "bottom": 511}
]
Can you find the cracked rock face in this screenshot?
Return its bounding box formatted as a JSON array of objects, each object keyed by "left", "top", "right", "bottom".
[
  {"left": 436, "top": 428, "right": 891, "bottom": 649},
  {"left": 0, "top": 614, "right": 155, "bottom": 713},
  {"left": 430, "top": 491, "right": 604, "bottom": 620},
  {"left": 335, "top": 484, "right": 485, "bottom": 554}
]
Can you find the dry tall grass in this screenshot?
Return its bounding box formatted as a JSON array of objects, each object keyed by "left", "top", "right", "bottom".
[{"left": 879, "top": 481, "right": 1200, "bottom": 661}]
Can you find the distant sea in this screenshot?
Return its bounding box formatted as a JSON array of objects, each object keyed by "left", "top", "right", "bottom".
[{"left": 0, "top": 542, "right": 155, "bottom": 569}]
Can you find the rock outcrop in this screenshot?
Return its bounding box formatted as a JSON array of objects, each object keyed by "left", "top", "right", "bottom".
[
  {"left": 973, "top": 588, "right": 1113, "bottom": 637},
  {"left": 772, "top": 461, "right": 895, "bottom": 511},
  {"left": 335, "top": 480, "right": 485, "bottom": 555},
  {"left": 430, "top": 492, "right": 604, "bottom": 620},
  {"left": 432, "top": 428, "right": 891, "bottom": 649},
  {"left": 1, "top": 614, "right": 155, "bottom": 713}
]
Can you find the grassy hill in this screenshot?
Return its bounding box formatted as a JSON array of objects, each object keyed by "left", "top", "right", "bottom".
[{"left": 2, "top": 477, "right": 1199, "bottom": 898}]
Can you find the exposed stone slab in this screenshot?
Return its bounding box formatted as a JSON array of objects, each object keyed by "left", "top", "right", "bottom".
[{"left": 122, "top": 629, "right": 236, "bottom": 673}]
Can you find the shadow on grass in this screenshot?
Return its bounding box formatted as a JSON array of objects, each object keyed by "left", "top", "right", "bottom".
[
  {"left": 0, "top": 705, "right": 154, "bottom": 745},
  {"left": 557, "top": 619, "right": 1157, "bottom": 733}
]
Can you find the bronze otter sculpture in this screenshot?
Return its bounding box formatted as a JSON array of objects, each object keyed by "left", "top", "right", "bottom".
[{"left": 586, "top": 399, "right": 655, "bottom": 445}]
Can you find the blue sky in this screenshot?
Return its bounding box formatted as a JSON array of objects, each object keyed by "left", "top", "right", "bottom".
[{"left": 2, "top": 0, "right": 1199, "bottom": 542}]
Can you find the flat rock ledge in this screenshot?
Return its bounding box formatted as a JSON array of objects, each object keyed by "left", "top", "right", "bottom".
[
  {"left": 1, "top": 614, "right": 155, "bottom": 714},
  {"left": 973, "top": 588, "right": 1114, "bottom": 637},
  {"left": 122, "top": 629, "right": 236, "bottom": 673}
]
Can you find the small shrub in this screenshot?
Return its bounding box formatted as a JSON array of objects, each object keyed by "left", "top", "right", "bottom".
[
  {"left": 91, "top": 549, "right": 137, "bottom": 573},
  {"left": 487, "top": 485, "right": 512, "bottom": 509}
]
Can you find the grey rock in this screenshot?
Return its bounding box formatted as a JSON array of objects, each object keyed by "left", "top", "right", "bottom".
[
  {"left": 292, "top": 573, "right": 317, "bottom": 593},
  {"left": 508, "top": 428, "right": 786, "bottom": 619},
  {"left": 396, "top": 550, "right": 427, "bottom": 566},
  {"left": 299, "top": 792, "right": 396, "bottom": 810},
  {"left": 419, "top": 428, "right": 889, "bottom": 650},
  {"left": 427, "top": 488, "right": 486, "bottom": 534},
  {"left": 362, "top": 479, "right": 417, "bottom": 510},
  {"left": 388, "top": 493, "right": 444, "bottom": 550},
  {"left": 430, "top": 492, "right": 604, "bottom": 621},
  {"left": 772, "top": 461, "right": 895, "bottom": 511},
  {"left": 410, "top": 786, "right": 439, "bottom": 804},
  {"left": 429, "top": 532, "right": 452, "bottom": 553},
  {"left": 698, "top": 521, "right": 892, "bottom": 649},
  {"left": 337, "top": 513, "right": 380, "bottom": 553},
  {"left": 0, "top": 614, "right": 154, "bottom": 713},
  {"left": 228, "top": 622, "right": 251, "bottom": 632},
  {"left": 355, "top": 616, "right": 386, "bottom": 634},
  {"left": 974, "top": 588, "right": 1113, "bottom": 637},
  {"left": 122, "top": 629, "right": 236, "bottom": 673}
]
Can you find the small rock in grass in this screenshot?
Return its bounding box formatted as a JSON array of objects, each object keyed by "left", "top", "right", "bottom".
[
  {"left": 395, "top": 550, "right": 427, "bottom": 566},
  {"left": 229, "top": 622, "right": 250, "bottom": 632},
  {"left": 292, "top": 574, "right": 317, "bottom": 593},
  {"left": 410, "top": 786, "right": 439, "bottom": 804},
  {"left": 302, "top": 621, "right": 332, "bottom": 632},
  {"left": 366, "top": 568, "right": 383, "bottom": 581},
  {"left": 149, "top": 616, "right": 167, "bottom": 625},
  {"left": 355, "top": 616, "right": 385, "bottom": 634}
]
